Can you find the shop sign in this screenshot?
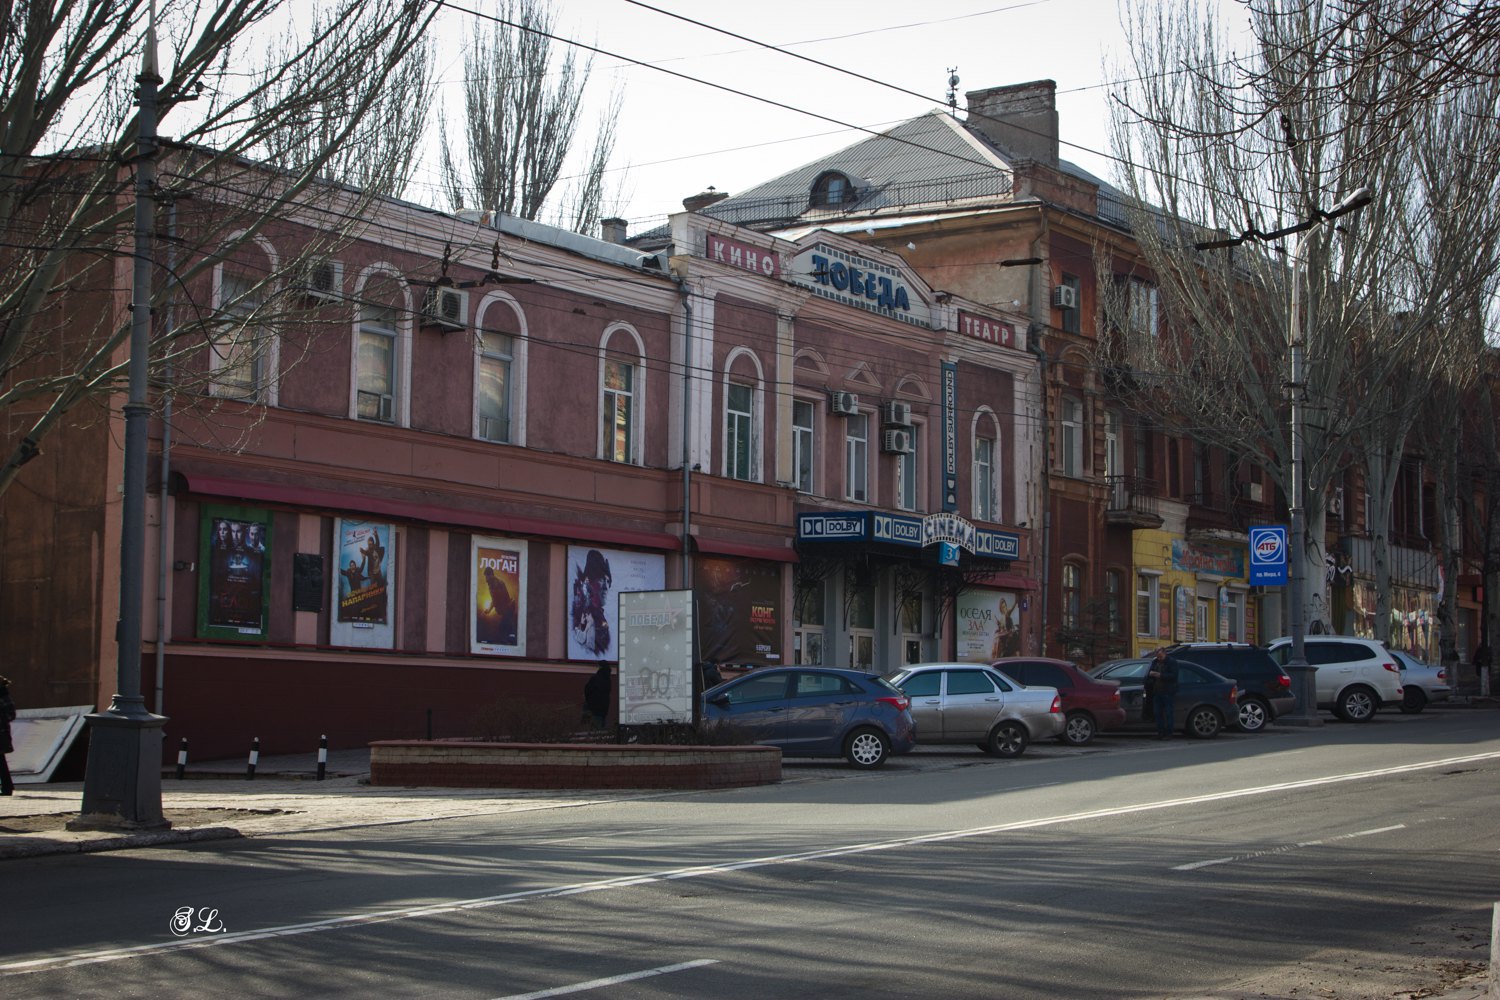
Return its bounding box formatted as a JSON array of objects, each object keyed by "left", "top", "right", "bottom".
[
  {"left": 792, "top": 243, "right": 926, "bottom": 327},
  {"left": 958, "top": 310, "right": 1015, "bottom": 347},
  {"left": 706, "top": 233, "right": 779, "bottom": 277},
  {"left": 942, "top": 361, "right": 958, "bottom": 510},
  {"left": 973, "top": 528, "right": 1020, "bottom": 560},
  {"left": 872, "top": 513, "right": 922, "bottom": 545},
  {"left": 923, "top": 511, "right": 976, "bottom": 550},
  {"left": 1249, "top": 526, "right": 1288, "bottom": 585},
  {"left": 797, "top": 512, "right": 867, "bottom": 541},
  {"left": 1171, "top": 539, "right": 1245, "bottom": 578}
]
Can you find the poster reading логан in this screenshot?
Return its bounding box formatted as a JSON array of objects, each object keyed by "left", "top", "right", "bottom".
[{"left": 472, "top": 536, "right": 527, "bottom": 656}]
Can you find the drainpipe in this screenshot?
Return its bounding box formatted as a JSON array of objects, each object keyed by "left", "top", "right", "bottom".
[{"left": 676, "top": 275, "right": 693, "bottom": 589}]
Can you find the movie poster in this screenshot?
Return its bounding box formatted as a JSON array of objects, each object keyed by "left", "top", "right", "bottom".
[
  {"left": 331, "top": 519, "right": 395, "bottom": 648},
  {"left": 471, "top": 536, "right": 527, "bottom": 656},
  {"left": 197, "top": 505, "right": 272, "bottom": 641},
  {"left": 566, "top": 546, "right": 666, "bottom": 661},
  {"left": 695, "top": 556, "right": 783, "bottom": 666},
  {"left": 956, "top": 589, "right": 1021, "bottom": 662}
]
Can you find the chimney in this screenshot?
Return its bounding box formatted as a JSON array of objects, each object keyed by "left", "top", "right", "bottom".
[
  {"left": 965, "top": 80, "right": 1059, "bottom": 168},
  {"left": 600, "top": 217, "right": 628, "bottom": 245},
  {"left": 683, "top": 187, "right": 729, "bottom": 213}
]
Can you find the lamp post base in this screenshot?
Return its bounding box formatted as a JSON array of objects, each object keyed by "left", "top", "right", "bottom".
[
  {"left": 1276, "top": 663, "right": 1324, "bottom": 728},
  {"left": 69, "top": 708, "right": 171, "bottom": 832}
]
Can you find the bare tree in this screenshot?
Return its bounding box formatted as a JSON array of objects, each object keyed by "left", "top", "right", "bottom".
[
  {"left": 438, "top": 0, "right": 622, "bottom": 234},
  {"left": 0, "top": 0, "right": 439, "bottom": 496},
  {"left": 1102, "top": 0, "right": 1500, "bottom": 633}
]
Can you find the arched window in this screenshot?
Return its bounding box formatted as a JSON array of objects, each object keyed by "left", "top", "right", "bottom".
[
  {"left": 209, "top": 234, "right": 278, "bottom": 403},
  {"left": 474, "top": 293, "right": 527, "bottom": 444},
  {"left": 810, "top": 171, "right": 854, "bottom": 208},
  {"left": 599, "top": 323, "right": 645, "bottom": 464},
  {"left": 351, "top": 266, "right": 412, "bottom": 426},
  {"left": 723, "top": 348, "right": 764, "bottom": 482},
  {"left": 1062, "top": 562, "right": 1084, "bottom": 630}
]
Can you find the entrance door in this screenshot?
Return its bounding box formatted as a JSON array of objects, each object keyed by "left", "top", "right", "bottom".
[{"left": 847, "top": 630, "right": 874, "bottom": 671}]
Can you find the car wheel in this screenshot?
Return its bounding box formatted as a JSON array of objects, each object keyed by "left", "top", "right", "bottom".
[
  {"left": 1237, "top": 697, "right": 1270, "bottom": 733},
  {"left": 1184, "top": 706, "right": 1222, "bottom": 739},
  {"left": 1400, "top": 687, "right": 1427, "bottom": 714},
  {"left": 1336, "top": 686, "right": 1378, "bottom": 723},
  {"left": 1061, "top": 711, "right": 1096, "bottom": 746},
  {"left": 844, "top": 727, "right": 890, "bottom": 768},
  {"left": 987, "top": 721, "right": 1029, "bottom": 758}
]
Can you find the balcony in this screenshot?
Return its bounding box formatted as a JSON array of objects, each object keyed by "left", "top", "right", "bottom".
[{"left": 1104, "top": 475, "right": 1165, "bottom": 529}]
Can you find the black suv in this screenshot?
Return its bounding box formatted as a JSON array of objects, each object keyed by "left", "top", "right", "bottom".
[{"left": 1165, "top": 643, "right": 1296, "bottom": 732}]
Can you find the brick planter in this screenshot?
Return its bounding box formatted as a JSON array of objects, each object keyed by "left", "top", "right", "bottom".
[{"left": 369, "top": 740, "right": 781, "bottom": 790}]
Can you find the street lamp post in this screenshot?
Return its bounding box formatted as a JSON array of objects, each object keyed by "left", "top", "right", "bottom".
[
  {"left": 70, "top": 19, "right": 170, "bottom": 831},
  {"left": 1196, "top": 187, "right": 1371, "bottom": 725}
]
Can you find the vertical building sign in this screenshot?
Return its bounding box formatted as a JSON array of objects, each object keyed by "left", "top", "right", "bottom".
[
  {"left": 198, "top": 505, "right": 272, "bottom": 641},
  {"left": 331, "top": 519, "right": 395, "bottom": 648},
  {"left": 471, "top": 536, "right": 527, "bottom": 656},
  {"left": 942, "top": 360, "right": 958, "bottom": 511}
]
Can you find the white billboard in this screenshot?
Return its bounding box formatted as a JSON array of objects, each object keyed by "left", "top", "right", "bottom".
[{"left": 617, "top": 590, "right": 694, "bottom": 725}]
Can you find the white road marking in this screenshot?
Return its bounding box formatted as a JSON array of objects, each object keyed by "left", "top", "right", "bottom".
[
  {"left": 6, "top": 750, "right": 1498, "bottom": 978},
  {"left": 492, "top": 959, "right": 718, "bottom": 999},
  {"left": 1172, "top": 824, "right": 1407, "bottom": 870}
]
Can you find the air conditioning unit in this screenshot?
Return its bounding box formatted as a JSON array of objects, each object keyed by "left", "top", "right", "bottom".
[
  {"left": 1247, "top": 482, "right": 1263, "bottom": 502},
  {"left": 422, "top": 286, "right": 468, "bottom": 332},
  {"left": 881, "top": 429, "right": 913, "bottom": 454},
  {"left": 881, "top": 401, "right": 912, "bottom": 426},
  {"left": 1052, "top": 284, "right": 1078, "bottom": 310},
  {"left": 298, "top": 257, "right": 343, "bottom": 303},
  {"left": 829, "top": 391, "right": 859, "bottom": 416}
]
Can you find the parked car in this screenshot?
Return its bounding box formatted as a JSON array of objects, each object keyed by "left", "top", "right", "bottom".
[
  {"left": 701, "top": 666, "right": 916, "bottom": 768},
  {"left": 886, "top": 662, "right": 1063, "bottom": 757},
  {"left": 1387, "top": 649, "right": 1452, "bottom": 713},
  {"left": 991, "top": 657, "right": 1127, "bottom": 746},
  {"left": 1163, "top": 643, "right": 1295, "bottom": 733},
  {"left": 1089, "top": 657, "right": 1239, "bottom": 738},
  {"left": 1265, "top": 636, "right": 1404, "bottom": 722}
]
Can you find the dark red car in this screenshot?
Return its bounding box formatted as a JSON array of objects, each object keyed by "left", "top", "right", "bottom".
[{"left": 991, "top": 657, "right": 1128, "bottom": 746}]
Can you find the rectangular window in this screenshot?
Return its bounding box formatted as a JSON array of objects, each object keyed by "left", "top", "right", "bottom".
[
  {"left": 793, "top": 399, "right": 815, "bottom": 493},
  {"left": 1128, "top": 279, "right": 1159, "bottom": 338},
  {"left": 1105, "top": 569, "right": 1122, "bottom": 635},
  {"left": 1196, "top": 598, "right": 1211, "bottom": 640},
  {"left": 1223, "top": 590, "right": 1244, "bottom": 642},
  {"left": 1061, "top": 273, "right": 1081, "bottom": 334},
  {"left": 602, "top": 358, "right": 634, "bottom": 463},
  {"left": 1062, "top": 564, "right": 1082, "bottom": 630},
  {"left": 974, "top": 437, "right": 995, "bottom": 521},
  {"left": 727, "top": 381, "right": 755, "bottom": 481},
  {"left": 212, "top": 272, "right": 265, "bottom": 399},
  {"left": 1061, "top": 398, "right": 1084, "bottom": 477},
  {"left": 357, "top": 303, "right": 397, "bottom": 423},
  {"left": 845, "top": 412, "right": 868, "bottom": 502},
  {"left": 478, "top": 331, "right": 512, "bottom": 443},
  {"left": 896, "top": 430, "right": 918, "bottom": 512},
  {"left": 1136, "top": 573, "right": 1159, "bottom": 637}
]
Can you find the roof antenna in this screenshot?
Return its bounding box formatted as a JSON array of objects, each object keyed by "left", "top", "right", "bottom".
[{"left": 946, "top": 68, "right": 960, "bottom": 117}]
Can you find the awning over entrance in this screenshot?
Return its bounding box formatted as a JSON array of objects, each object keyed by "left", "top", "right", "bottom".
[
  {"left": 692, "top": 536, "right": 799, "bottom": 563},
  {"left": 177, "top": 472, "right": 683, "bottom": 552}
]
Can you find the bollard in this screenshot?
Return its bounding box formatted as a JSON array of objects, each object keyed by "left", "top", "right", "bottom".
[
  {"left": 316, "top": 734, "right": 328, "bottom": 781},
  {"left": 246, "top": 736, "right": 259, "bottom": 780},
  {"left": 175, "top": 738, "right": 188, "bottom": 780}
]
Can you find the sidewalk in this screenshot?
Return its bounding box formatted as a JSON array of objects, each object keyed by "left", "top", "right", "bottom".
[{"left": 0, "top": 747, "right": 663, "bottom": 860}]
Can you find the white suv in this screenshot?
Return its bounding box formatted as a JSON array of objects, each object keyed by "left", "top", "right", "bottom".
[{"left": 1266, "top": 636, "right": 1404, "bottom": 722}]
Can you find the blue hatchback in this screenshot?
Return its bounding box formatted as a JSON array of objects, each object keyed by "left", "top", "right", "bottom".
[{"left": 702, "top": 666, "right": 917, "bottom": 768}]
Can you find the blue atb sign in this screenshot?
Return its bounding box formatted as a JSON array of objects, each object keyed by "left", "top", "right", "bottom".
[{"left": 1248, "top": 526, "right": 1288, "bottom": 585}]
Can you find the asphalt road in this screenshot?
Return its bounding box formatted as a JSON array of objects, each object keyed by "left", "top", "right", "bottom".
[{"left": 3, "top": 711, "right": 1497, "bottom": 999}]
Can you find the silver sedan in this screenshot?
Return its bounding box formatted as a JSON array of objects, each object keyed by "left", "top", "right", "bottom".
[{"left": 887, "top": 662, "right": 1064, "bottom": 757}]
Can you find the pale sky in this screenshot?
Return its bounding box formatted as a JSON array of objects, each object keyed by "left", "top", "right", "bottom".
[{"left": 410, "top": 0, "right": 1252, "bottom": 232}]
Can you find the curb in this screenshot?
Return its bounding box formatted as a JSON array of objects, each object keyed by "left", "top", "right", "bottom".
[{"left": 0, "top": 826, "right": 243, "bottom": 860}]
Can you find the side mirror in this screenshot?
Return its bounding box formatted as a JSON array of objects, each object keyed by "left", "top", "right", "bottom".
[{"left": 708, "top": 694, "right": 730, "bottom": 708}]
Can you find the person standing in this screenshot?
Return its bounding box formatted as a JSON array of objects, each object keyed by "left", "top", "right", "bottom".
[
  {"left": 1, "top": 674, "right": 16, "bottom": 795},
  {"left": 583, "top": 661, "right": 612, "bottom": 728},
  {"left": 1146, "top": 648, "right": 1180, "bottom": 740}
]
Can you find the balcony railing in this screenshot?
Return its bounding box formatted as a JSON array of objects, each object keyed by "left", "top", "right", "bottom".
[{"left": 1104, "top": 475, "right": 1165, "bottom": 529}]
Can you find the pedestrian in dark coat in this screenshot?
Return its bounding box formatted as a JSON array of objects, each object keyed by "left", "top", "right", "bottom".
[
  {"left": 1, "top": 674, "right": 16, "bottom": 795},
  {"left": 1146, "top": 648, "right": 1181, "bottom": 740},
  {"left": 583, "top": 661, "right": 612, "bottom": 727}
]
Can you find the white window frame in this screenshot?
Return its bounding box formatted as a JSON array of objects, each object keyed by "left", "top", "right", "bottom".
[
  {"left": 844, "top": 411, "right": 869, "bottom": 503},
  {"left": 792, "top": 397, "right": 816, "bottom": 494},
  {"left": 598, "top": 323, "right": 645, "bottom": 464},
  {"left": 210, "top": 268, "right": 266, "bottom": 400},
  {"left": 350, "top": 264, "right": 412, "bottom": 427},
  {"left": 721, "top": 349, "right": 764, "bottom": 483},
  {"left": 896, "top": 423, "right": 919, "bottom": 512},
  {"left": 356, "top": 301, "right": 399, "bottom": 424},
  {"left": 473, "top": 293, "right": 527, "bottom": 446},
  {"left": 208, "top": 234, "right": 279, "bottom": 404},
  {"left": 1222, "top": 588, "right": 1245, "bottom": 642},
  {"left": 476, "top": 330, "right": 513, "bottom": 443},
  {"left": 973, "top": 436, "right": 995, "bottom": 522},
  {"left": 1196, "top": 598, "right": 1211, "bottom": 640},
  {"left": 1136, "top": 571, "right": 1161, "bottom": 638},
  {"left": 1104, "top": 409, "right": 1121, "bottom": 481},
  {"left": 1061, "top": 396, "right": 1084, "bottom": 478}
]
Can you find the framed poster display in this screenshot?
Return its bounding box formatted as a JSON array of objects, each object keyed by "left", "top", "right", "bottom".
[{"left": 471, "top": 535, "right": 528, "bottom": 656}]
